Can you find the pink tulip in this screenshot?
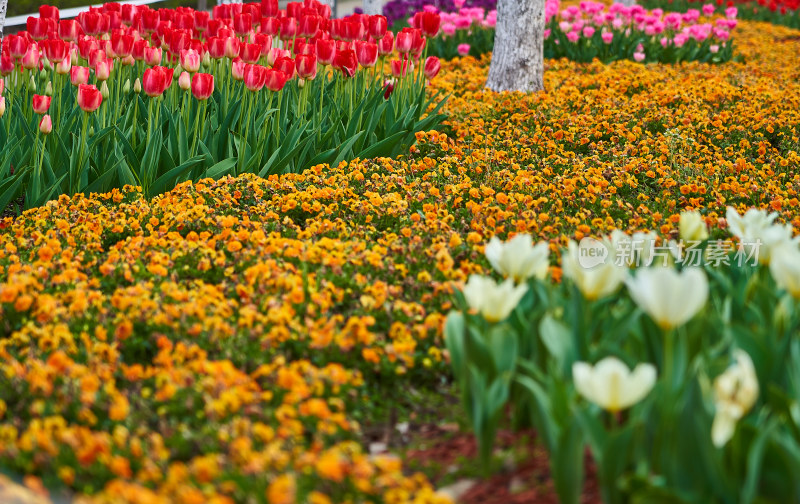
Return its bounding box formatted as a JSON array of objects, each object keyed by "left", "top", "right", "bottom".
[
  {"left": 178, "top": 71, "right": 191, "bottom": 91},
  {"left": 180, "top": 49, "right": 201, "bottom": 73},
  {"left": 21, "top": 44, "right": 40, "bottom": 70},
  {"left": 457, "top": 43, "right": 470, "bottom": 56},
  {"left": 77, "top": 84, "right": 103, "bottom": 112},
  {"left": 39, "top": 115, "right": 53, "bottom": 135},
  {"left": 32, "top": 95, "right": 52, "bottom": 114}
]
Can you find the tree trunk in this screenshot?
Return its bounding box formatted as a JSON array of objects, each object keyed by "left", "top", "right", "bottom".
[
  {"left": 619, "top": 0, "right": 636, "bottom": 6},
  {"left": 485, "top": 0, "right": 545, "bottom": 93},
  {"left": 363, "top": 0, "right": 383, "bottom": 15},
  {"left": 0, "top": 0, "right": 8, "bottom": 54}
]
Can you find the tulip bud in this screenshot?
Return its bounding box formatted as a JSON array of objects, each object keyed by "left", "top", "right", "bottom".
[
  {"left": 123, "top": 79, "right": 131, "bottom": 94},
  {"left": 0, "top": 97, "right": 5, "bottom": 118},
  {"left": 39, "top": 69, "right": 48, "bottom": 81},
  {"left": 89, "top": 126, "right": 95, "bottom": 137},
  {"left": 134, "top": 78, "right": 142, "bottom": 94},
  {"left": 39, "top": 115, "right": 53, "bottom": 135},
  {"left": 101, "top": 81, "right": 110, "bottom": 100},
  {"left": 179, "top": 71, "right": 191, "bottom": 91},
  {"left": 202, "top": 52, "right": 211, "bottom": 69},
  {"left": 43, "top": 58, "right": 53, "bottom": 71},
  {"left": 45, "top": 82, "right": 54, "bottom": 97},
  {"left": 298, "top": 77, "right": 305, "bottom": 89},
  {"left": 28, "top": 75, "right": 37, "bottom": 92}
]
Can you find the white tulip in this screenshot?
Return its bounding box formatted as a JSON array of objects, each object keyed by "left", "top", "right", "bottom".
[
  {"left": 606, "top": 230, "right": 658, "bottom": 267},
  {"left": 726, "top": 206, "right": 798, "bottom": 264},
  {"left": 711, "top": 350, "right": 759, "bottom": 448},
  {"left": 625, "top": 267, "right": 708, "bottom": 330},
  {"left": 769, "top": 244, "right": 800, "bottom": 298},
  {"left": 462, "top": 275, "right": 528, "bottom": 323},
  {"left": 562, "top": 240, "right": 627, "bottom": 300},
  {"left": 573, "top": 356, "right": 657, "bottom": 413},
  {"left": 679, "top": 210, "right": 709, "bottom": 243},
  {"left": 485, "top": 234, "right": 550, "bottom": 283}
]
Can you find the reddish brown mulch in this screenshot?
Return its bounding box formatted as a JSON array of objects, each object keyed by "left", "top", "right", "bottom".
[{"left": 405, "top": 425, "right": 601, "bottom": 504}]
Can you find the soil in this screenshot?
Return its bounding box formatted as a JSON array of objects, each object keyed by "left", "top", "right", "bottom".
[{"left": 404, "top": 424, "right": 602, "bottom": 504}]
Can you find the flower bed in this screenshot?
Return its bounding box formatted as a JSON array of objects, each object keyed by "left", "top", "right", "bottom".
[
  {"left": 642, "top": 0, "right": 800, "bottom": 29},
  {"left": 1, "top": 12, "right": 800, "bottom": 504},
  {"left": 412, "top": 0, "right": 738, "bottom": 63},
  {"left": 0, "top": 1, "right": 446, "bottom": 212}
]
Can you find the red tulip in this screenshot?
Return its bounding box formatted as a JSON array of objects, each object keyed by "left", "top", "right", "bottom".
[
  {"left": 244, "top": 64, "right": 268, "bottom": 91},
  {"left": 368, "top": 15, "right": 388, "bottom": 40},
  {"left": 142, "top": 66, "right": 168, "bottom": 97},
  {"left": 355, "top": 41, "right": 378, "bottom": 68},
  {"left": 0, "top": 55, "right": 13, "bottom": 77},
  {"left": 273, "top": 57, "right": 296, "bottom": 78},
  {"left": 254, "top": 33, "right": 273, "bottom": 57},
  {"left": 261, "top": 0, "right": 279, "bottom": 17},
  {"left": 58, "top": 20, "right": 81, "bottom": 41},
  {"left": 279, "top": 17, "right": 298, "bottom": 40},
  {"left": 333, "top": 49, "right": 357, "bottom": 78},
  {"left": 27, "top": 17, "right": 50, "bottom": 41},
  {"left": 141, "top": 9, "right": 160, "bottom": 32},
  {"left": 132, "top": 39, "right": 148, "bottom": 61},
  {"left": 88, "top": 48, "right": 106, "bottom": 68},
  {"left": 194, "top": 11, "right": 210, "bottom": 32},
  {"left": 180, "top": 49, "right": 201, "bottom": 73},
  {"left": 396, "top": 30, "right": 414, "bottom": 54},
  {"left": 377, "top": 31, "right": 394, "bottom": 56},
  {"left": 122, "top": 4, "right": 138, "bottom": 25},
  {"left": 234, "top": 13, "right": 253, "bottom": 36},
  {"left": 71, "top": 66, "right": 90, "bottom": 86},
  {"left": 207, "top": 38, "right": 225, "bottom": 59},
  {"left": 299, "top": 15, "right": 320, "bottom": 38},
  {"left": 240, "top": 43, "right": 261, "bottom": 64},
  {"left": 79, "top": 11, "right": 103, "bottom": 36},
  {"left": 77, "top": 84, "right": 103, "bottom": 112},
  {"left": 110, "top": 32, "right": 133, "bottom": 58},
  {"left": 296, "top": 54, "right": 317, "bottom": 80},
  {"left": 169, "top": 30, "right": 191, "bottom": 54},
  {"left": 32, "top": 95, "right": 52, "bottom": 115},
  {"left": 7, "top": 35, "right": 29, "bottom": 59},
  {"left": 391, "top": 58, "right": 411, "bottom": 78},
  {"left": 342, "top": 21, "right": 364, "bottom": 42},
  {"left": 417, "top": 12, "right": 441, "bottom": 38},
  {"left": 191, "top": 73, "right": 214, "bottom": 100},
  {"left": 265, "top": 69, "right": 288, "bottom": 92},
  {"left": 43, "top": 39, "right": 69, "bottom": 62},
  {"left": 39, "top": 115, "right": 53, "bottom": 135},
  {"left": 383, "top": 79, "right": 395, "bottom": 100},
  {"left": 260, "top": 16, "right": 281, "bottom": 36},
  {"left": 424, "top": 56, "right": 441, "bottom": 80},
  {"left": 39, "top": 5, "right": 60, "bottom": 21},
  {"left": 316, "top": 39, "right": 336, "bottom": 66}
]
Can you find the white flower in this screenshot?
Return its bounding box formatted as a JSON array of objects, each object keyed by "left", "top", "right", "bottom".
[
  {"left": 462, "top": 275, "right": 528, "bottom": 323},
  {"left": 769, "top": 243, "right": 800, "bottom": 298},
  {"left": 726, "top": 206, "right": 798, "bottom": 264},
  {"left": 625, "top": 267, "right": 708, "bottom": 330},
  {"left": 679, "top": 210, "right": 709, "bottom": 243},
  {"left": 573, "top": 357, "right": 657, "bottom": 413},
  {"left": 485, "top": 234, "right": 550, "bottom": 283},
  {"left": 712, "top": 350, "right": 759, "bottom": 448},
  {"left": 606, "top": 230, "right": 658, "bottom": 267},
  {"left": 562, "top": 240, "right": 627, "bottom": 300}
]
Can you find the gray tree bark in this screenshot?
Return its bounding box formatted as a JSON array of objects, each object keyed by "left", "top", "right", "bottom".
[
  {"left": 485, "top": 0, "right": 545, "bottom": 93},
  {"left": 362, "top": 0, "right": 383, "bottom": 15},
  {"left": 619, "top": 0, "right": 636, "bottom": 6},
  {"left": 0, "top": 0, "right": 7, "bottom": 53}
]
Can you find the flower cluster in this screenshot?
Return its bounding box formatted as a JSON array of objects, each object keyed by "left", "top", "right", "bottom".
[
  {"left": 0, "top": 1, "right": 445, "bottom": 209},
  {"left": 644, "top": 0, "right": 800, "bottom": 29}
]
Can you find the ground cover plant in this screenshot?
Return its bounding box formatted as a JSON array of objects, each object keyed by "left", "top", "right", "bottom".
[
  {"left": 0, "top": 1, "right": 446, "bottom": 212},
  {"left": 1, "top": 5, "right": 800, "bottom": 504},
  {"left": 642, "top": 0, "right": 800, "bottom": 29},
  {"left": 402, "top": 0, "right": 737, "bottom": 62}
]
